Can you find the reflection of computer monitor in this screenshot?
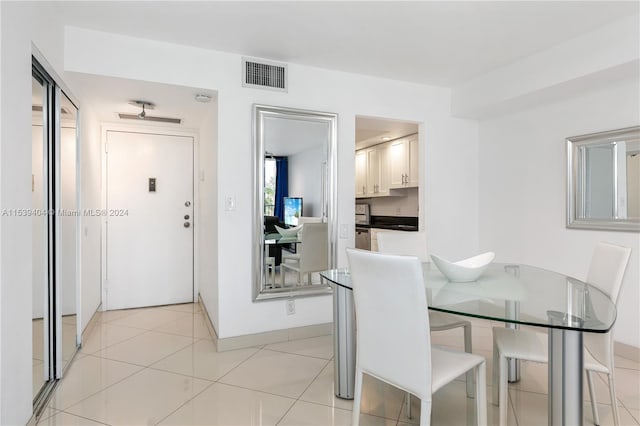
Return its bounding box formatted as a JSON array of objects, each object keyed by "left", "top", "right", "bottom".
[{"left": 283, "top": 197, "right": 303, "bottom": 226}]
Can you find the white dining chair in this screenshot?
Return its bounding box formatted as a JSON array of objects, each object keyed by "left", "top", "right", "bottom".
[
  {"left": 347, "top": 248, "right": 487, "bottom": 426},
  {"left": 280, "top": 223, "right": 328, "bottom": 286},
  {"left": 280, "top": 217, "right": 324, "bottom": 265},
  {"left": 492, "top": 242, "right": 632, "bottom": 426},
  {"left": 377, "top": 231, "right": 475, "bottom": 398}
]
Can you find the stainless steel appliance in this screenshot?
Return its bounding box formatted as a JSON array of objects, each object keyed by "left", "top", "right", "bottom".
[
  {"left": 355, "top": 227, "right": 370, "bottom": 250},
  {"left": 355, "top": 204, "right": 370, "bottom": 225},
  {"left": 355, "top": 204, "right": 371, "bottom": 250}
]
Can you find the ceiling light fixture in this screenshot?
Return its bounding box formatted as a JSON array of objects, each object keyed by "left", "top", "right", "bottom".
[
  {"left": 382, "top": 136, "right": 392, "bottom": 141},
  {"left": 128, "top": 100, "right": 155, "bottom": 120},
  {"left": 194, "top": 93, "right": 212, "bottom": 103}
]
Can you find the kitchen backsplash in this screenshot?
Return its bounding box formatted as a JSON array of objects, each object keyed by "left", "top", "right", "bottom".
[{"left": 366, "top": 187, "right": 418, "bottom": 217}]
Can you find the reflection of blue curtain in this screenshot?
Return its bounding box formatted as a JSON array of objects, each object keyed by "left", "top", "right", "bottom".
[{"left": 274, "top": 157, "right": 288, "bottom": 221}]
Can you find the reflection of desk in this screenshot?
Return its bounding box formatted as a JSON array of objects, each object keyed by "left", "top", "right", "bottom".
[{"left": 320, "top": 263, "right": 616, "bottom": 425}]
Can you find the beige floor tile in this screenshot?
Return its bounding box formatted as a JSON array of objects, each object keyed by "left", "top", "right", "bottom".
[
  {"left": 33, "top": 319, "right": 44, "bottom": 361},
  {"left": 430, "top": 328, "right": 466, "bottom": 351},
  {"left": 620, "top": 407, "right": 640, "bottom": 425},
  {"left": 615, "top": 355, "right": 640, "bottom": 371},
  {"left": 613, "top": 367, "right": 640, "bottom": 410},
  {"left": 36, "top": 406, "right": 59, "bottom": 422},
  {"left": 47, "top": 355, "right": 143, "bottom": 410},
  {"left": 33, "top": 361, "right": 46, "bottom": 399},
  {"left": 79, "top": 322, "right": 147, "bottom": 354},
  {"left": 264, "top": 335, "right": 333, "bottom": 359},
  {"left": 158, "top": 382, "right": 294, "bottom": 425},
  {"left": 278, "top": 400, "right": 352, "bottom": 426},
  {"left": 160, "top": 302, "right": 203, "bottom": 314},
  {"left": 398, "top": 381, "right": 511, "bottom": 426},
  {"left": 218, "top": 348, "right": 328, "bottom": 398},
  {"left": 108, "top": 308, "right": 191, "bottom": 330},
  {"left": 95, "top": 308, "right": 143, "bottom": 324},
  {"left": 300, "top": 361, "right": 354, "bottom": 411},
  {"left": 95, "top": 331, "right": 193, "bottom": 366},
  {"left": 153, "top": 313, "right": 212, "bottom": 339},
  {"left": 151, "top": 339, "right": 259, "bottom": 381},
  {"left": 64, "top": 368, "right": 211, "bottom": 425},
  {"left": 37, "top": 411, "right": 107, "bottom": 425},
  {"left": 358, "top": 374, "right": 407, "bottom": 421}
]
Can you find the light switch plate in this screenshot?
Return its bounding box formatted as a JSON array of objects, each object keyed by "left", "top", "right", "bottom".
[
  {"left": 339, "top": 224, "right": 349, "bottom": 239},
  {"left": 225, "top": 196, "right": 236, "bottom": 211}
]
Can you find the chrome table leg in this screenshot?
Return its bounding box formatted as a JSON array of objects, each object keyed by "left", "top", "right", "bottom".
[{"left": 331, "top": 281, "right": 356, "bottom": 399}]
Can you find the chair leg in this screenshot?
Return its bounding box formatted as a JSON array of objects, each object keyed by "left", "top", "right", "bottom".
[
  {"left": 476, "top": 362, "right": 487, "bottom": 426},
  {"left": 419, "top": 399, "right": 432, "bottom": 426},
  {"left": 464, "top": 322, "right": 474, "bottom": 398},
  {"left": 406, "top": 392, "right": 412, "bottom": 419},
  {"left": 492, "top": 338, "right": 499, "bottom": 406},
  {"left": 586, "top": 370, "right": 600, "bottom": 426},
  {"left": 352, "top": 370, "right": 363, "bottom": 426},
  {"left": 499, "top": 355, "right": 508, "bottom": 426},
  {"left": 607, "top": 373, "right": 620, "bottom": 426},
  {"left": 280, "top": 266, "right": 286, "bottom": 287}
]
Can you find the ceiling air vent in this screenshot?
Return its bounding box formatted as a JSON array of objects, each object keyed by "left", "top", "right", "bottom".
[{"left": 242, "top": 57, "right": 287, "bottom": 92}]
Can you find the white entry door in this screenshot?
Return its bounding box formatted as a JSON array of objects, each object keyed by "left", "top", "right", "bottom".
[{"left": 105, "top": 131, "right": 194, "bottom": 310}]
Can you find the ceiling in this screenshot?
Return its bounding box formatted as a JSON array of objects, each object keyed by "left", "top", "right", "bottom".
[
  {"left": 52, "top": 1, "right": 638, "bottom": 87},
  {"left": 264, "top": 116, "right": 329, "bottom": 157},
  {"left": 355, "top": 117, "right": 419, "bottom": 150},
  {"left": 49, "top": 2, "right": 638, "bottom": 132}
]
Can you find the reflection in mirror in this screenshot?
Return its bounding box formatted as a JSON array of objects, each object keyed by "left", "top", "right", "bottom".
[
  {"left": 32, "top": 74, "right": 49, "bottom": 401},
  {"left": 567, "top": 126, "right": 640, "bottom": 231},
  {"left": 254, "top": 105, "right": 336, "bottom": 301},
  {"left": 59, "top": 91, "right": 79, "bottom": 372}
]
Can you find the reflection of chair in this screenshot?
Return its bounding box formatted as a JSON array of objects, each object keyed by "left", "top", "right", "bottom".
[
  {"left": 281, "top": 216, "right": 324, "bottom": 264},
  {"left": 492, "top": 242, "right": 631, "bottom": 426},
  {"left": 280, "top": 223, "right": 327, "bottom": 286},
  {"left": 347, "top": 248, "right": 487, "bottom": 426},
  {"left": 264, "top": 215, "right": 284, "bottom": 265},
  {"left": 377, "top": 231, "right": 475, "bottom": 398}
]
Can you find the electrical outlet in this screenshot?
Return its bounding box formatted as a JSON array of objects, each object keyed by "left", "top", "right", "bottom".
[{"left": 286, "top": 299, "right": 296, "bottom": 315}]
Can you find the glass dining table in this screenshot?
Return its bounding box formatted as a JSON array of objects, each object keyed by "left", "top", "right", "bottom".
[{"left": 320, "top": 262, "right": 617, "bottom": 426}]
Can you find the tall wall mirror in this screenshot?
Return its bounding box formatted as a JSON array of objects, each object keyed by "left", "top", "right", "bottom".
[
  {"left": 567, "top": 126, "right": 640, "bottom": 231},
  {"left": 253, "top": 105, "right": 337, "bottom": 301}
]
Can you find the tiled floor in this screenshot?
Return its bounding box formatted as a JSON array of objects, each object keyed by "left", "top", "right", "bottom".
[{"left": 38, "top": 303, "right": 640, "bottom": 425}]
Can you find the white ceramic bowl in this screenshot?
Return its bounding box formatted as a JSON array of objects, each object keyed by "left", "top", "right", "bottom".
[
  {"left": 430, "top": 252, "right": 495, "bottom": 282},
  {"left": 274, "top": 224, "right": 302, "bottom": 238}
]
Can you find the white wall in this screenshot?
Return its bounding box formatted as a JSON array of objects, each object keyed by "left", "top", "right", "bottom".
[
  {"left": 288, "top": 145, "right": 325, "bottom": 218},
  {"left": 80, "top": 107, "right": 102, "bottom": 331},
  {"left": 197, "top": 102, "right": 219, "bottom": 332},
  {"left": 1, "top": 3, "right": 66, "bottom": 424},
  {"left": 64, "top": 27, "right": 480, "bottom": 339},
  {"left": 478, "top": 78, "right": 640, "bottom": 347}
]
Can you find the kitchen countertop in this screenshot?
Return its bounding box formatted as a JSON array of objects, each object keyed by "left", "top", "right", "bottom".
[{"left": 355, "top": 215, "right": 418, "bottom": 231}]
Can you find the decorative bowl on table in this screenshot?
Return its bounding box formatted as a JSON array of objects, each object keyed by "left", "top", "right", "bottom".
[
  {"left": 430, "top": 252, "right": 495, "bottom": 282},
  {"left": 274, "top": 225, "right": 302, "bottom": 238}
]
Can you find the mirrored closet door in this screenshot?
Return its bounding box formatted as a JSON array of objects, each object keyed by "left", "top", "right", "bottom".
[{"left": 32, "top": 57, "right": 80, "bottom": 414}]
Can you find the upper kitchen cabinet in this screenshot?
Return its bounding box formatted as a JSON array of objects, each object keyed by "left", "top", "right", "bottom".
[
  {"left": 355, "top": 143, "right": 391, "bottom": 198},
  {"left": 355, "top": 149, "right": 367, "bottom": 197},
  {"left": 389, "top": 134, "right": 418, "bottom": 188}
]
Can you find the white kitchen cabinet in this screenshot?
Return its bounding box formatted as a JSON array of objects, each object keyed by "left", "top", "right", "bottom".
[
  {"left": 365, "top": 144, "right": 390, "bottom": 197},
  {"left": 356, "top": 144, "right": 390, "bottom": 198},
  {"left": 389, "top": 135, "right": 418, "bottom": 189},
  {"left": 355, "top": 150, "right": 367, "bottom": 197}
]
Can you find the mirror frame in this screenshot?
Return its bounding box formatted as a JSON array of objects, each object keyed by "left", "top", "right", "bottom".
[
  {"left": 566, "top": 125, "right": 640, "bottom": 232},
  {"left": 252, "top": 104, "right": 337, "bottom": 301}
]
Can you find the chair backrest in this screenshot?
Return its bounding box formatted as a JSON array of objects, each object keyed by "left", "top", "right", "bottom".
[
  {"left": 298, "top": 223, "right": 328, "bottom": 272},
  {"left": 377, "top": 231, "right": 428, "bottom": 262},
  {"left": 584, "top": 242, "right": 631, "bottom": 368},
  {"left": 586, "top": 242, "right": 631, "bottom": 303},
  {"left": 347, "top": 248, "right": 432, "bottom": 401}
]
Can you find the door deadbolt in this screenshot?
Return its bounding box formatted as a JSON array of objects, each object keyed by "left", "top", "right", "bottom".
[
  {"left": 184, "top": 222, "right": 191, "bottom": 228},
  {"left": 184, "top": 214, "right": 190, "bottom": 220},
  {"left": 185, "top": 201, "right": 191, "bottom": 207}
]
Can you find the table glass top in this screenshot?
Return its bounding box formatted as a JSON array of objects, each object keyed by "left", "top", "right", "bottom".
[
  {"left": 320, "top": 263, "right": 616, "bottom": 332},
  {"left": 264, "top": 232, "right": 301, "bottom": 245}
]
